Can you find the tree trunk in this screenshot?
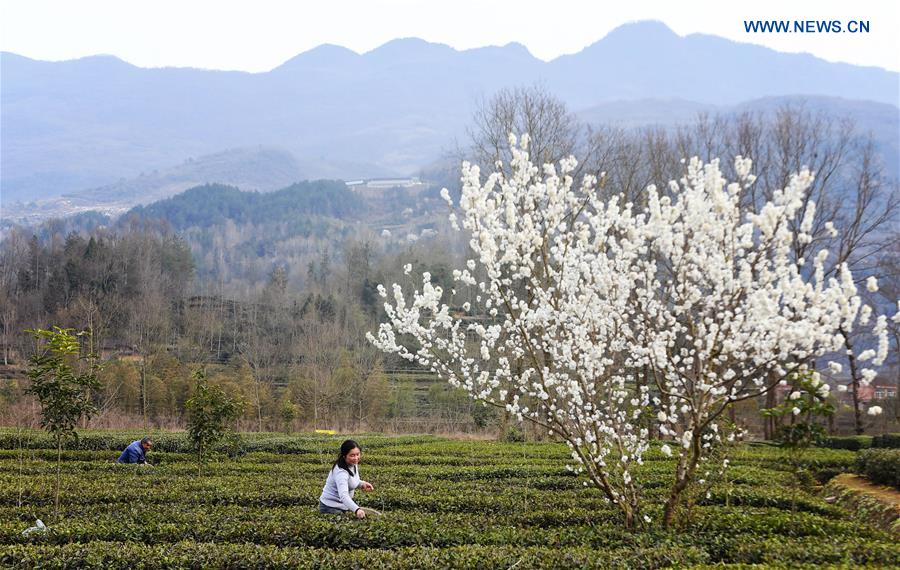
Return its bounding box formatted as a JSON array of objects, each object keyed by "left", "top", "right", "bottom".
[
  {"left": 140, "top": 357, "right": 148, "bottom": 429},
  {"left": 254, "top": 379, "right": 263, "bottom": 432},
  {"left": 894, "top": 333, "right": 900, "bottom": 423},
  {"left": 850, "top": 372, "right": 863, "bottom": 435},
  {"left": 663, "top": 432, "right": 701, "bottom": 529},
  {"left": 16, "top": 428, "right": 24, "bottom": 508},
  {"left": 843, "top": 331, "right": 864, "bottom": 435},
  {"left": 764, "top": 387, "right": 777, "bottom": 440},
  {"left": 55, "top": 436, "right": 62, "bottom": 519},
  {"left": 663, "top": 473, "right": 690, "bottom": 529},
  {"left": 498, "top": 361, "right": 521, "bottom": 440}
]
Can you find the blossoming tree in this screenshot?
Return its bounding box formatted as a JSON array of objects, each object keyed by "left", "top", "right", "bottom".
[{"left": 368, "top": 135, "right": 892, "bottom": 529}]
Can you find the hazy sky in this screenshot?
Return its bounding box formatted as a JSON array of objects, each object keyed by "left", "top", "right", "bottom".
[{"left": 2, "top": 0, "right": 898, "bottom": 72}]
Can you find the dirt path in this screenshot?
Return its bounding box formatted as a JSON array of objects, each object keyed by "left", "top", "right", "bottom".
[
  {"left": 826, "top": 473, "right": 900, "bottom": 537},
  {"left": 831, "top": 473, "right": 900, "bottom": 507}
]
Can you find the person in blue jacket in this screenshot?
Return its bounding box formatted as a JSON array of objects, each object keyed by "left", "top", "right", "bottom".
[{"left": 117, "top": 437, "right": 153, "bottom": 465}]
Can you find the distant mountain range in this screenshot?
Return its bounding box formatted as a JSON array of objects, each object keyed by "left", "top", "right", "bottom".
[
  {"left": 4, "top": 92, "right": 895, "bottom": 229},
  {"left": 1, "top": 147, "right": 305, "bottom": 225},
  {"left": 2, "top": 20, "right": 898, "bottom": 210}
]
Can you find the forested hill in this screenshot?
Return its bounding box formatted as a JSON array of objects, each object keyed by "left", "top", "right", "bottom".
[
  {"left": 105, "top": 178, "right": 442, "bottom": 287},
  {"left": 125, "top": 180, "right": 362, "bottom": 230}
]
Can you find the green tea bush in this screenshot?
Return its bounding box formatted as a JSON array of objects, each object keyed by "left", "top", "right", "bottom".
[
  {"left": 0, "top": 542, "right": 714, "bottom": 570},
  {"left": 820, "top": 436, "right": 872, "bottom": 451},
  {"left": 871, "top": 433, "right": 900, "bottom": 449},
  {"left": 1, "top": 432, "right": 896, "bottom": 568},
  {"left": 725, "top": 535, "right": 900, "bottom": 565},
  {"left": 503, "top": 425, "right": 525, "bottom": 443},
  {"left": 0, "top": 432, "right": 193, "bottom": 453},
  {"left": 855, "top": 448, "right": 900, "bottom": 489}
]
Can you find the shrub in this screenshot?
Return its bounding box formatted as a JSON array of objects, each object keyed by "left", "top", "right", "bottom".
[
  {"left": 0, "top": 543, "right": 714, "bottom": 570},
  {"left": 503, "top": 425, "right": 525, "bottom": 443},
  {"left": 820, "top": 436, "right": 872, "bottom": 451},
  {"left": 871, "top": 433, "right": 900, "bottom": 449},
  {"left": 185, "top": 369, "right": 243, "bottom": 474},
  {"left": 855, "top": 449, "right": 900, "bottom": 489}
]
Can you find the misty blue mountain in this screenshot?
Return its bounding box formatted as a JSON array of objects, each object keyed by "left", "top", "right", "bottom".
[{"left": 2, "top": 20, "right": 898, "bottom": 212}]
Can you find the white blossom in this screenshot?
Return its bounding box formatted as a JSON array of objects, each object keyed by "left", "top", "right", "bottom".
[
  {"left": 861, "top": 368, "right": 877, "bottom": 385},
  {"left": 368, "top": 136, "right": 894, "bottom": 529},
  {"left": 858, "top": 349, "right": 876, "bottom": 362}
]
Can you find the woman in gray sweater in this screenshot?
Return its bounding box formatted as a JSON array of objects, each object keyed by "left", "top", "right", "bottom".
[{"left": 319, "top": 439, "right": 374, "bottom": 518}]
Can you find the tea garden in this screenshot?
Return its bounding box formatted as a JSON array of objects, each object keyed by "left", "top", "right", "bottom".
[{"left": 0, "top": 430, "right": 898, "bottom": 569}]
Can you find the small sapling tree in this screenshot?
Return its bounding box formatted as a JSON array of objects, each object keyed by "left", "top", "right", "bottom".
[
  {"left": 25, "top": 327, "right": 101, "bottom": 518},
  {"left": 761, "top": 369, "right": 834, "bottom": 509},
  {"left": 279, "top": 395, "right": 298, "bottom": 434},
  {"left": 185, "top": 369, "right": 243, "bottom": 475}
]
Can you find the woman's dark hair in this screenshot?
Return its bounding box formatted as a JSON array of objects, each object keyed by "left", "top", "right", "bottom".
[{"left": 333, "top": 439, "right": 360, "bottom": 475}]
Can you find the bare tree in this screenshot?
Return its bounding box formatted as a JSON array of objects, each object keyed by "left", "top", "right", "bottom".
[
  {"left": 126, "top": 288, "right": 170, "bottom": 426},
  {"left": 466, "top": 85, "right": 583, "bottom": 177},
  {"left": 292, "top": 312, "right": 344, "bottom": 429},
  {"left": 874, "top": 236, "right": 900, "bottom": 421},
  {"left": 236, "top": 300, "right": 280, "bottom": 431}
]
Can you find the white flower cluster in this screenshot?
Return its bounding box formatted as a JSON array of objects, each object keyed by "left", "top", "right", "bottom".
[{"left": 367, "top": 136, "right": 896, "bottom": 524}]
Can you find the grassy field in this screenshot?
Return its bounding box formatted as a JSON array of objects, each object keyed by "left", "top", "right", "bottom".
[{"left": 0, "top": 430, "right": 897, "bottom": 568}]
